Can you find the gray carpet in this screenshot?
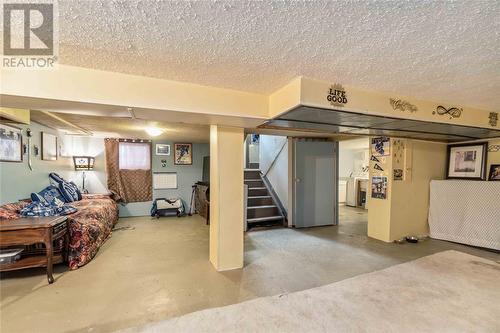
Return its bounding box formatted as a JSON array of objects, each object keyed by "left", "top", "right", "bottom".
[{"left": 124, "top": 250, "right": 500, "bottom": 332}]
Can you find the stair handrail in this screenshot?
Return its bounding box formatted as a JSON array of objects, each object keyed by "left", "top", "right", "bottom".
[{"left": 263, "top": 139, "right": 287, "bottom": 177}]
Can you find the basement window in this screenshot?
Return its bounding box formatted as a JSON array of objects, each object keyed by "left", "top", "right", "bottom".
[{"left": 119, "top": 142, "right": 151, "bottom": 170}]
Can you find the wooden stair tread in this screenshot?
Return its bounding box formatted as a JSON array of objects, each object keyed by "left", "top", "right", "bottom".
[{"left": 247, "top": 205, "right": 277, "bottom": 209}]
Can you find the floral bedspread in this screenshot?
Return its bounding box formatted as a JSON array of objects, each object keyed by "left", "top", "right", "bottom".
[
  {"left": 67, "top": 195, "right": 118, "bottom": 269},
  {"left": 0, "top": 194, "right": 118, "bottom": 270}
]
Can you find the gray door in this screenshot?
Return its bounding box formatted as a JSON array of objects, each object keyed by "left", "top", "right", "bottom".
[{"left": 293, "top": 140, "right": 338, "bottom": 228}]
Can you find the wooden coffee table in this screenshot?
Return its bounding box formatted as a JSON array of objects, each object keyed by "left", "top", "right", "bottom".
[{"left": 0, "top": 216, "right": 68, "bottom": 284}]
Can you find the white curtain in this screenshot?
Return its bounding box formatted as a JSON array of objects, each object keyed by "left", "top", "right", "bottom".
[{"left": 119, "top": 142, "right": 151, "bottom": 170}]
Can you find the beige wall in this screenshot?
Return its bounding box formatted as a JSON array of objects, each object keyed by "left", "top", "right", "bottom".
[
  {"left": 209, "top": 125, "right": 244, "bottom": 271},
  {"left": 368, "top": 139, "right": 447, "bottom": 242},
  {"left": 0, "top": 107, "right": 30, "bottom": 124},
  {"left": 390, "top": 141, "right": 446, "bottom": 240}
]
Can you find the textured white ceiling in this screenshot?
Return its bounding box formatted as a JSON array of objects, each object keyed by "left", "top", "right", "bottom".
[{"left": 59, "top": 1, "right": 500, "bottom": 110}]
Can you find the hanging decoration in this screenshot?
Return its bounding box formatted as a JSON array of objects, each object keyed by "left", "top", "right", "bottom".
[
  {"left": 433, "top": 105, "right": 462, "bottom": 119},
  {"left": 370, "top": 155, "right": 380, "bottom": 162},
  {"left": 374, "top": 164, "right": 384, "bottom": 171}
]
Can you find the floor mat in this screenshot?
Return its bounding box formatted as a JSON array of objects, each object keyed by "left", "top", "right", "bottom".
[{"left": 121, "top": 250, "right": 500, "bottom": 332}]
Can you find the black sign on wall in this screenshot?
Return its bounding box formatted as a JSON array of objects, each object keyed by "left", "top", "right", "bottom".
[{"left": 327, "top": 84, "right": 348, "bottom": 107}]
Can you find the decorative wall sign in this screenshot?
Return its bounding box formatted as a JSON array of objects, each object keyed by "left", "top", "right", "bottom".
[
  {"left": 394, "top": 169, "right": 404, "bottom": 181},
  {"left": 433, "top": 105, "right": 462, "bottom": 119},
  {"left": 488, "top": 112, "right": 498, "bottom": 127},
  {"left": 161, "top": 159, "right": 167, "bottom": 167},
  {"left": 326, "top": 83, "right": 348, "bottom": 107},
  {"left": 446, "top": 142, "right": 487, "bottom": 180},
  {"left": 374, "top": 164, "right": 384, "bottom": 171},
  {"left": 41, "top": 132, "right": 57, "bottom": 161},
  {"left": 389, "top": 98, "right": 418, "bottom": 113},
  {"left": 371, "top": 176, "right": 388, "bottom": 200},
  {"left": 371, "top": 137, "right": 390, "bottom": 157},
  {"left": 488, "top": 145, "right": 500, "bottom": 152},
  {"left": 370, "top": 155, "right": 380, "bottom": 162},
  {"left": 0, "top": 123, "right": 22, "bottom": 162},
  {"left": 156, "top": 144, "right": 170, "bottom": 156},
  {"left": 488, "top": 164, "right": 500, "bottom": 181}
]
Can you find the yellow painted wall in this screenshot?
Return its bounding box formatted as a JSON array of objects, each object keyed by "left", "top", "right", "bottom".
[
  {"left": 209, "top": 125, "right": 244, "bottom": 271},
  {"left": 390, "top": 141, "right": 446, "bottom": 240},
  {"left": 0, "top": 107, "right": 30, "bottom": 124}
]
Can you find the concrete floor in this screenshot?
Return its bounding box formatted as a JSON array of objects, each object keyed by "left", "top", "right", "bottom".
[{"left": 1, "top": 207, "right": 498, "bottom": 333}]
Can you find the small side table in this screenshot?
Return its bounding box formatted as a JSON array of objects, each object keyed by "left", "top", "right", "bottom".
[{"left": 0, "top": 216, "right": 68, "bottom": 284}]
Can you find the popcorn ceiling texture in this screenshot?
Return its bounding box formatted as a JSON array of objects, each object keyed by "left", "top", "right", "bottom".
[{"left": 59, "top": 1, "right": 500, "bottom": 110}]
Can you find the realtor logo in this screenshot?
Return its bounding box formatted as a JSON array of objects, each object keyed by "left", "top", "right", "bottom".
[{"left": 2, "top": 2, "right": 58, "bottom": 68}]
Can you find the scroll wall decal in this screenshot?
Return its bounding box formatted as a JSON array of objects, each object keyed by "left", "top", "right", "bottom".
[
  {"left": 489, "top": 112, "right": 498, "bottom": 127},
  {"left": 433, "top": 105, "right": 462, "bottom": 119},
  {"left": 389, "top": 98, "right": 418, "bottom": 113},
  {"left": 488, "top": 145, "right": 500, "bottom": 153}
]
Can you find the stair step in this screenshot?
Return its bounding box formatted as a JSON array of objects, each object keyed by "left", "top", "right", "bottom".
[
  {"left": 245, "top": 179, "right": 262, "bottom": 181},
  {"left": 247, "top": 216, "right": 283, "bottom": 223},
  {"left": 244, "top": 169, "right": 260, "bottom": 171},
  {"left": 248, "top": 187, "right": 266, "bottom": 190},
  {"left": 248, "top": 196, "right": 271, "bottom": 199},
  {"left": 248, "top": 205, "right": 277, "bottom": 209}
]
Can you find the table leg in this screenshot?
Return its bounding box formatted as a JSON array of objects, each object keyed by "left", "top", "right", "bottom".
[{"left": 44, "top": 229, "right": 54, "bottom": 284}]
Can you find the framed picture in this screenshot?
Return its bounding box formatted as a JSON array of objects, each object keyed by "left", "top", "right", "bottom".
[
  {"left": 371, "top": 137, "right": 390, "bottom": 157},
  {"left": 446, "top": 142, "right": 487, "bottom": 180},
  {"left": 0, "top": 123, "right": 22, "bottom": 162},
  {"left": 488, "top": 164, "right": 500, "bottom": 181},
  {"left": 174, "top": 143, "right": 192, "bottom": 165},
  {"left": 41, "top": 132, "right": 58, "bottom": 161},
  {"left": 371, "top": 176, "right": 388, "bottom": 199},
  {"left": 156, "top": 144, "right": 171, "bottom": 156}
]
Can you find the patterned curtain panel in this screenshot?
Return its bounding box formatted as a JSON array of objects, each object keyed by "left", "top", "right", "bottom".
[{"left": 105, "top": 139, "right": 152, "bottom": 203}]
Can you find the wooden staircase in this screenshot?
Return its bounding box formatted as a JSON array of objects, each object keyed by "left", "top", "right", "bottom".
[{"left": 245, "top": 169, "right": 285, "bottom": 230}]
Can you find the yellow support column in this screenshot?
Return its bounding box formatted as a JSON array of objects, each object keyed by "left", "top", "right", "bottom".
[{"left": 209, "top": 125, "right": 244, "bottom": 271}]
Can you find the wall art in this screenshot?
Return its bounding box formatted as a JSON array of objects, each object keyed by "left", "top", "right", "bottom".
[
  {"left": 371, "top": 137, "right": 390, "bottom": 157},
  {"left": 489, "top": 112, "right": 498, "bottom": 127},
  {"left": 488, "top": 164, "right": 500, "bottom": 181},
  {"left": 371, "top": 176, "right": 388, "bottom": 200},
  {"left": 488, "top": 145, "right": 500, "bottom": 152},
  {"left": 374, "top": 164, "right": 384, "bottom": 172},
  {"left": 156, "top": 144, "right": 170, "bottom": 156},
  {"left": 394, "top": 169, "right": 404, "bottom": 181},
  {"left": 0, "top": 123, "right": 22, "bottom": 162},
  {"left": 389, "top": 98, "right": 417, "bottom": 113},
  {"left": 326, "top": 83, "right": 348, "bottom": 107},
  {"left": 174, "top": 143, "right": 192, "bottom": 165},
  {"left": 433, "top": 105, "right": 462, "bottom": 119},
  {"left": 370, "top": 155, "right": 380, "bottom": 162},
  {"left": 446, "top": 142, "right": 488, "bottom": 180},
  {"left": 41, "top": 132, "right": 58, "bottom": 161}
]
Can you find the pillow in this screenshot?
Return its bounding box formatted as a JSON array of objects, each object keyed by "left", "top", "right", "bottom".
[
  {"left": 58, "top": 181, "right": 81, "bottom": 202},
  {"left": 49, "top": 172, "right": 65, "bottom": 185},
  {"left": 30, "top": 192, "right": 47, "bottom": 203},
  {"left": 33, "top": 185, "right": 66, "bottom": 204}
]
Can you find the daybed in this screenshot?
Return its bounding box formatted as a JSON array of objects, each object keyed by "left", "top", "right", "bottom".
[{"left": 0, "top": 194, "right": 118, "bottom": 269}]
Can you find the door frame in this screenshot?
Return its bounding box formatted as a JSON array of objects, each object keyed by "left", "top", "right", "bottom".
[{"left": 289, "top": 138, "right": 339, "bottom": 227}]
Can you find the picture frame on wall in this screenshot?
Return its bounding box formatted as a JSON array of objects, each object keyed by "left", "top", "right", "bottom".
[
  {"left": 0, "top": 123, "right": 23, "bottom": 162},
  {"left": 488, "top": 164, "right": 500, "bottom": 181},
  {"left": 41, "top": 132, "right": 58, "bottom": 161},
  {"left": 446, "top": 142, "right": 488, "bottom": 180},
  {"left": 155, "top": 144, "right": 171, "bottom": 156},
  {"left": 174, "top": 143, "right": 192, "bottom": 165}
]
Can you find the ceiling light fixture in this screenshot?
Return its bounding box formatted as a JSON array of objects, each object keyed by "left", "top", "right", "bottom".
[{"left": 145, "top": 127, "right": 164, "bottom": 137}]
